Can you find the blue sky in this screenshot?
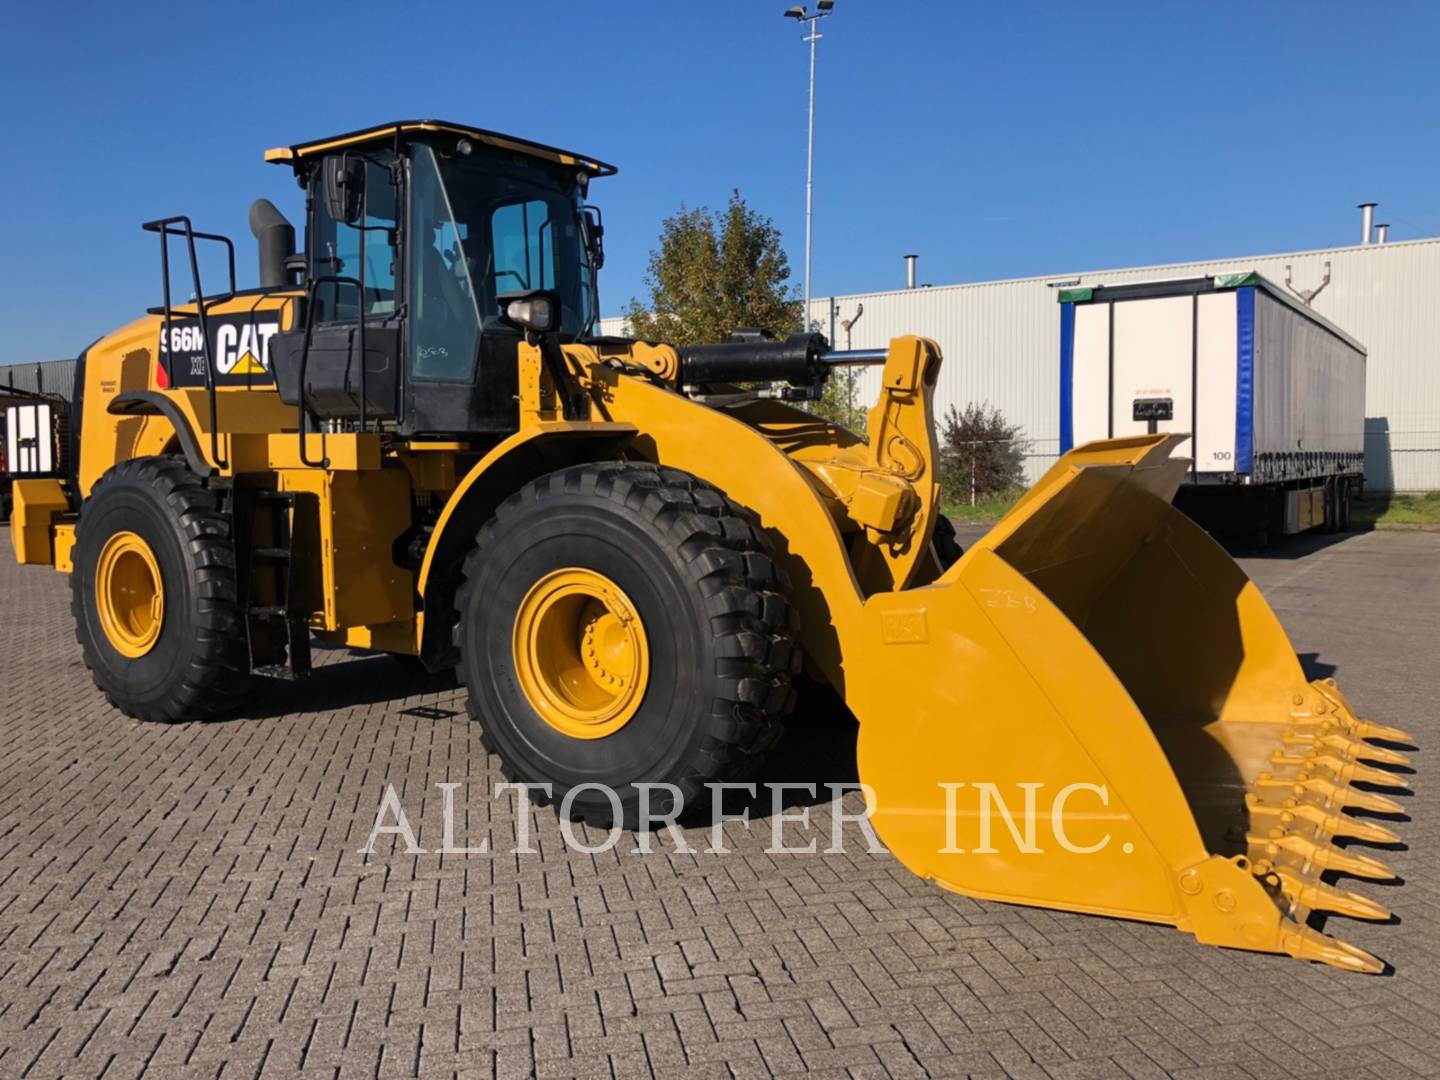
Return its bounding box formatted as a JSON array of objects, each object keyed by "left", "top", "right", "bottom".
[{"left": 2, "top": 1, "right": 1436, "bottom": 361}]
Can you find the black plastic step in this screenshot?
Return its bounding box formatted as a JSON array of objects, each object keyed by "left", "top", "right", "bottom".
[
  {"left": 252, "top": 547, "right": 291, "bottom": 561},
  {"left": 249, "top": 604, "right": 290, "bottom": 617}
]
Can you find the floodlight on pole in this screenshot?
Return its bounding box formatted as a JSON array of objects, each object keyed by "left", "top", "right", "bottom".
[{"left": 781, "top": 1, "right": 834, "bottom": 332}]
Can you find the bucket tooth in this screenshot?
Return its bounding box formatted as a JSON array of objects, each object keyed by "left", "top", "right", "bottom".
[
  {"left": 1280, "top": 924, "right": 1385, "bottom": 973},
  {"left": 1286, "top": 729, "right": 1412, "bottom": 768},
  {"left": 1310, "top": 679, "right": 1416, "bottom": 745},
  {"left": 1271, "top": 750, "right": 1411, "bottom": 790},
  {"left": 1250, "top": 832, "right": 1398, "bottom": 880},
  {"left": 1335, "top": 760, "right": 1411, "bottom": 790},
  {"left": 1332, "top": 787, "right": 1406, "bottom": 815},
  {"left": 1246, "top": 796, "right": 1402, "bottom": 845},
  {"left": 1319, "top": 845, "right": 1397, "bottom": 881},
  {"left": 1327, "top": 816, "right": 1401, "bottom": 845},
  {"left": 1252, "top": 774, "right": 1405, "bottom": 814},
  {"left": 1355, "top": 743, "right": 1411, "bottom": 768},
  {"left": 1352, "top": 720, "right": 1416, "bottom": 745},
  {"left": 1271, "top": 868, "right": 1391, "bottom": 921}
]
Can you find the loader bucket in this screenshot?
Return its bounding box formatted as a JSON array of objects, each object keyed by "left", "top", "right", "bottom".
[{"left": 852, "top": 434, "right": 1413, "bottom": 972}]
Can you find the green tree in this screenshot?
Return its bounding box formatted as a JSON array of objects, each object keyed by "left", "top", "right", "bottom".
[
  {"left": 626, "top": 191, "right": 801, "bottom": 348},
  {"left": 813, "top": 367, "right": 869, "bottom": 433},
  {"left": 939, "top": 403, "right": 1030, "bottom": 505}
]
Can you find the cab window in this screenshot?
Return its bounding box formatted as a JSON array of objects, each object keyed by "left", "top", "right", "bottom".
[
  {"left": 311, "top": 159, "right": 398, "bottom": 322},
  {"left": 409, "top": 144, "right": 484, "bottom": 380},
  {"left": 491, "top": 200, "right": 556, "bottom": 294},
  {"left": 488, "top": 198, "right": 593, "bottom": 333}
]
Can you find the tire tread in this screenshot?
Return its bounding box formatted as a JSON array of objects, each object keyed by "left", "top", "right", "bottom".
[
  {"left": 456, "top": 462, "right": 798, "bottom": 823},
  {"left": 72, "top": 456, "right": 251, "bottom": 723}
]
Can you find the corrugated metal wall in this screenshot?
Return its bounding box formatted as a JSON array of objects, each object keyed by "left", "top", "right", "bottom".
[
  {"left": 601, "top": 237, "right": 1440, "bottom": 490},
  {"left": 0, "top": 359, "right": 76, "bottom": 401}
]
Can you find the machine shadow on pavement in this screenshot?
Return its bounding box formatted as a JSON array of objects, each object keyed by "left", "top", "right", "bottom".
[
  {"left": 220, "top": 638, "right": 864, "bottom": 823},
  {"left": 236, "top": 645, "right": 461, "bottom": 721},
  {"left": 749, "top": 676, "right": 861, "bottom": 818}
]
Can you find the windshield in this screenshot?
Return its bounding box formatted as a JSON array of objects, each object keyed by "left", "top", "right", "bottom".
[{"left": 409, "top": 142, "right": 596, "bottom": 381}]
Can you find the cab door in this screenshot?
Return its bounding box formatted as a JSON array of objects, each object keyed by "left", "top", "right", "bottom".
[
  {"left": 402, "top": 143, "right": 520, "bottom": 436},
  {"left": 271, "top": 154, "right": 403, "bottom": 423},
  {"left": 303, "top": 155, "right": 402, "bottom": 421}
]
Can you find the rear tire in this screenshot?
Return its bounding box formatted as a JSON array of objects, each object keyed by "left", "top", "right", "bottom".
[
  {"left": 72, "top": 457, "right": 252, "bottom": 722},
  {"left": 457, "top": 462, "right": 799, "bottom": 828},
  {"left": 931, "top": 515, "right": 964, "bottom": 571}
]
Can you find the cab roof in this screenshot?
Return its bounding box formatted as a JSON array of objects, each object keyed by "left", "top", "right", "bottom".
[{"left": 264, "top": 120, "right": 618, "bottom": 177}]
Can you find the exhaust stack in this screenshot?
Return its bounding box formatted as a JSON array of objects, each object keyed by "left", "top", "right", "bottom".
[
  {"left": 905, "top": 254, "right": 917, "bottom": 289},
  {"left": 1376, "top": 223, "right": 1390, "bottom": 244},
  {"left": 249, "top": 199, "right": 297, "bottom": 288},
  {"left": 1358, "top": 202, "right": 1377, "bottom": 245}
]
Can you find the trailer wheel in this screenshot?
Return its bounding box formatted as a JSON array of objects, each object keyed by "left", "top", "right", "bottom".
[
  {"left": 457, "top": 462, "right": 799, "bottom": 829},
  {"left": 71, "top": 457, "right": 252, "bottom": 722},
  {"left": 1322, "top": 478, "right": 1339, "bottom": 534}
]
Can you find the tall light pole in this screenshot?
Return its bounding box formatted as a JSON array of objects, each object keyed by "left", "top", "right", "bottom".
[{"left": 784, "top": 1, "right": 833, "bottom": 332}]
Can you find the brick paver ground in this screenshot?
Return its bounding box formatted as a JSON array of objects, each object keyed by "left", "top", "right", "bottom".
[{"left": 0, "top": 524, "right": 1435, "bottom": 1079}]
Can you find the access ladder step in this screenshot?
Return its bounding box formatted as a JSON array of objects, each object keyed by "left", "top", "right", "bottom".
[{"left": 237, "top": 486, "right": 317, "bottom": 682}]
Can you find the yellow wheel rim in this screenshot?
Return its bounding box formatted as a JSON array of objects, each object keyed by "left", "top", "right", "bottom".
[
  {"left": 95, "top": 530, "right": 164, "bottom": 658},
  {"left": 512, "top": 568, "right": 650, "bottom": 739}
]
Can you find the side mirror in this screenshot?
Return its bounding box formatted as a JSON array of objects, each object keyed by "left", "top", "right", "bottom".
[
  {"left": 499, "top": 289, "right": 561, "bottom": 335},
  {"left": 580, "top": 205, "right": 605, "bottom": 270},
  {"left": 322, "top": 156, "right": 365, "bottom": 224}
]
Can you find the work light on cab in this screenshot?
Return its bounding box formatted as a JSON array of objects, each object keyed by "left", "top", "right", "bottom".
[{"left": 500, "top": 290, "right": 558, "bottom": 335}]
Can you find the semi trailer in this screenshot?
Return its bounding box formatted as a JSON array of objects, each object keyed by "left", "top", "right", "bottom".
[
  {"left": 1058, "top": 273, "right": 1366, "bottom": 539},
  {"left": 2, "top": 387, "right": 67, "bottom": 522}
]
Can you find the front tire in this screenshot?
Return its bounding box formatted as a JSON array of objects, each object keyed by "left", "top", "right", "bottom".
[
  {"left": 457, "top": 462, "right": 799, "bottom": 828},
  {"left": 72, "top": 457, "right": 251, "bottom": 722},
  {"left": 931, "top": 514, "right": 964, "bottom": 570}
]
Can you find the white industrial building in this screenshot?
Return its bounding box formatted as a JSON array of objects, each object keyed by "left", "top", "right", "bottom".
[
  {"left": 7, "top": 235, "right": 1435, "bottom": 491},
  {"left": 602, "top": 234, "right": 1440, "bottom": 491}
]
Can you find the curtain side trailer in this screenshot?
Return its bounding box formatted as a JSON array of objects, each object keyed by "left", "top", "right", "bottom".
[{"left": 1059, "top": 272, "right": 1366, "bottom": 537}]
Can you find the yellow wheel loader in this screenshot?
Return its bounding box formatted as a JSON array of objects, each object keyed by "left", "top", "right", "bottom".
[{"left": 8, "top": 121, "right": 1413, "bottom": 972}]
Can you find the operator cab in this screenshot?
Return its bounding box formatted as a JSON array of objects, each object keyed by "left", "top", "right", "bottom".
[{"left": 262, "top": 121, "right": 613, "bottom": 438}]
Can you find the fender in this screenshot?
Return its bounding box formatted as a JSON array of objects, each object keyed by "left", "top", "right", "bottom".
[
  {"left": 415, "top": 421, "right": 637, "bottom": 665},
  {"left": 107, "top": 391, "right": 214, "bottom": 478},
  {"left": 591, "top": 365, "right": 869, "bottom": 688}
]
